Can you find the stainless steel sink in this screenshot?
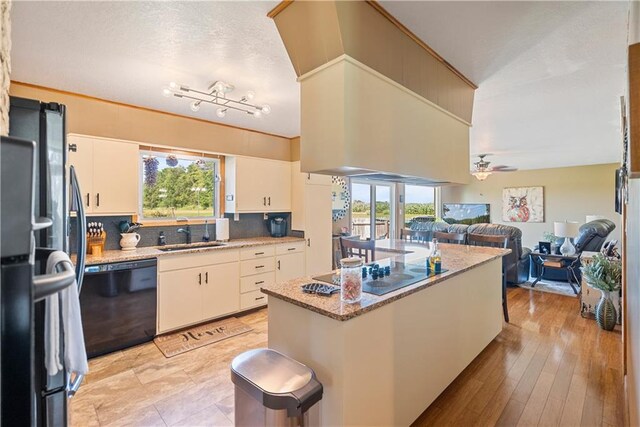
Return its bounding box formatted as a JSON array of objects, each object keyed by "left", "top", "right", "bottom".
[{"left": 157, "top": 242, "right": 226, "bottom": 252}]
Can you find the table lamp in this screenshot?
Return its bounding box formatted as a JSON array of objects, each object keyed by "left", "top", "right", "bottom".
[{"left": 554, "top": 221, "right": 580, "bottom": 256}]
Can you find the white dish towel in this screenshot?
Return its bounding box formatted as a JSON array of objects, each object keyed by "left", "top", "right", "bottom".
[{"left": 45, "top": 251, "right": 88, "bottom": 377}]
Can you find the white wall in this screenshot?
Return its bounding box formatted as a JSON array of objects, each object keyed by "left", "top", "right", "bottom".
[
  {"left": 441, "top": 163, "right": 621, "bottom": 249},
  {"left": 626, "top": 2, "right": 640, "bottom": 424}
]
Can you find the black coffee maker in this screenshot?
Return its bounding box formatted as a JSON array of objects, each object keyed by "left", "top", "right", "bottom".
[{"left": 268, "top": 216, "right": 287, "bottom": 238}]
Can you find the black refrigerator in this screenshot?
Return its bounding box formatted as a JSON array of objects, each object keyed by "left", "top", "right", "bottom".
[{"left": 1, "top": 97, "right": 87, "bottom": 426}]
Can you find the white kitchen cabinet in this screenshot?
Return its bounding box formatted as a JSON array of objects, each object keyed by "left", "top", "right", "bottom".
[
  {"left": 67, "top": 135, "right": 94, "bottom": 211},
  {"left": 201, "top": 262, "right": 240, "bottom": 320},
  {"left": 290, "top": 162, "right": 333, "bottom": 276},
  {"left": 291, "top": 161, "right": 333, "bottom": 230},
  {"left": 158, "top": 250, "right": 241, "bottom": 333},
  {"left": 67, "top": 134, "right": 138, "bottom": 214},
  {"left": 240, "top": 291, "right": 268, "bottom": 310},
  {"left": 157, "top": 266, "right": 204, "bottom": 332},
  {"left": 276, "top": 252, "right": 306, "bottom": 283},
  {"left": 225, "top": 156, "right": 291, "bottom": 213},
  {"left": 305, "top": 186, "right": 333, "bottom": 276}
]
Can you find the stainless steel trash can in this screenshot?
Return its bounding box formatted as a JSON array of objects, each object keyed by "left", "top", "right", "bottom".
[{"left": 231, "top": 348, "right": 323, "bottom": 426}]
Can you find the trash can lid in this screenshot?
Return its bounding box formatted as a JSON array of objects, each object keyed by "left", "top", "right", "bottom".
[{"left": 231, "top": 348, "right": 323, "bottom": 417}]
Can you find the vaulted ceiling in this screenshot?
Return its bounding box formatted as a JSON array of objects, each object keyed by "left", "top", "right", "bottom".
[{"left": 10, "top": 1, "right": 631, "bottom": 170}]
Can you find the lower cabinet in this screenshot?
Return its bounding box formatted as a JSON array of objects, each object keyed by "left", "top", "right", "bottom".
[
  {"left": 201, "top": 262, "right": 240, "bottom": 320},
  {"left": 158, "top": 250, "right": 240, "bottom": 333},
  {"left": 157, "top": 244, "right": 306, "bottom": 333},
  {"left": 158, "top": 266, "right": 204, "bottom": 332},
  {"left": 276, "top": 252, "right": 306, "bottom": 283}
]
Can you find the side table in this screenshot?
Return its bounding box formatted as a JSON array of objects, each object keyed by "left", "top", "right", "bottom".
[{"left": 529, "top": 252, "right": 581, "bottom": 294}]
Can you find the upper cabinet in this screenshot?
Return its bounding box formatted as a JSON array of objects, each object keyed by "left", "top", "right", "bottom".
[
  {"left": 225, "top": 156, "right": 291, "bottom": 213},
  {"left": 68, "top": 134, "right": 139, "bottom": 215}
]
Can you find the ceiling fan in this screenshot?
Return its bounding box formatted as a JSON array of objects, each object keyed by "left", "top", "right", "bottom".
[{"left": 471, "top": 154, "right": 517, "bottom": 181}]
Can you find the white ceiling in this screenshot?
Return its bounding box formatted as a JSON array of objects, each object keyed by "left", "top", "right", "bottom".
[
  {"left": 380, "top": 0, "right": 630, "bottom": 170},
  {"left": 11, "top": 1, "right": 631, "bottom": 169},
  {"left": 10, "top": 1, "right": 300, "bottom": 137}
]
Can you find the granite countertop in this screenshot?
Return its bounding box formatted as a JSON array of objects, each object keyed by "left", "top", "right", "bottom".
[
  {"left": 76, "top": 236, "right": 305, "bottom": 265},
  {"left": 261, "top": 240, "right": 511, "bottom": 322}
]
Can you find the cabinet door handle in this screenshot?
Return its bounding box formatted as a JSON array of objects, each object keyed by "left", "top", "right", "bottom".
[
  {"left": 287, "top": 247, "right": 296, "bottom": 251},
  {"left": 277, "top": 260, "right": 281, "bottom": 270},
  {"left": 255, "top": 280, "right": 265, "bottom": 285},
  {"left": 255, "top": 252, "right": 264, "bottom": 256},
  {"left": 307, "top": 173, "right": 311, "bottom": 180},
  {"left": 86, "top": 193, "right": 90, "bottom": 207},
  {"left": 255, "top": 265, "right": 264, "bottom": 269},
  {"left": 205, "top": 272, "right": 208, "bottom": 284},
  {"left": 198, "top": 273, "right": 202, "bottom": 285},
  {"left": 307, "top": 238, "right": 311, "bottom": 247},
  {"left": 263, "top": 197, "right": 266, "bottom": 206},
  {"left": 255, "top": 296, "right": 265, "bottom": 301},
  {"left": 268, "top": 197, "right": 271, "bottom": 206},
  {"left": 96, "top": 193, "right": 100, "bottom": 207}
]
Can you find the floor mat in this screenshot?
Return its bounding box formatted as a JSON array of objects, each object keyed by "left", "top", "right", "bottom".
[
  {"left": 518, "top": 279, "right": 578, "bottom": 297},
  {"left": 154, "top": 317, "right": 253, "bottom": 358}
]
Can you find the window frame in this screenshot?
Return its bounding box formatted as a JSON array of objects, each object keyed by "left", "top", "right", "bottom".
[
  {"left": 350, "top": 179, "right": 396, "bottom": 240},
  {"left": 138, "top": 147, "right": 223, "bottom": 223},
  {"left": 402, "top": 184, "right": 438, "bottom": 229}
]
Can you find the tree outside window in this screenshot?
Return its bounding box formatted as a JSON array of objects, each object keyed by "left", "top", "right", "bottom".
[{"left": 141, "top": 151, "right": 219, "bottom": 219}]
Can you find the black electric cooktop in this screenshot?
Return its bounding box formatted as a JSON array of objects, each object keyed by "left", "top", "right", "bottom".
[{"left": 313, "top": 258, "right": 448, "bottom": 296}]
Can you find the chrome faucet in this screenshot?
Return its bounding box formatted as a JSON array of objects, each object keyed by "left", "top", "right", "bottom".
[{"left": 177, "top": 225, "right": 192, "bottom": 244}]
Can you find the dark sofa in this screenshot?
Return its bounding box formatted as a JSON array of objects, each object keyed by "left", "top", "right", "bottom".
[{"left": 409, "top": 221, "right": 530, "bottom": 284}]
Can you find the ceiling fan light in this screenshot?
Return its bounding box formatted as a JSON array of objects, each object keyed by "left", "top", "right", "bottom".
[
  {"left": 168, "top": 81, "right": 179, "bottom": 90},
  {"left": 162, "top": 87, "right": 172, "bottom": 97},
  {"left": 246, "top": 90, "right": 255, "bottom": 100},
  {"left": 473, "top": 171, "right": 491, "bottom": 181},
  {"left": 216, "top": 108, "right": 226, "bottom": 118},
  {"left": 190, "top": 101, "right": 200, "bottom": 112},
  {"left": 253, "top": 110, "right": 263, "bottom": 118},
  {"left": 261, "top": 104, "right": 271, "bottom": 114}
]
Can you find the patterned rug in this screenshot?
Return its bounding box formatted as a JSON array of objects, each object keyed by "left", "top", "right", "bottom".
[
  {"left": 518, "top": 279, "right": 578, "bottom": 297},
  {"left": 154, "top": 317, "right": 253, "bottom": 358}
]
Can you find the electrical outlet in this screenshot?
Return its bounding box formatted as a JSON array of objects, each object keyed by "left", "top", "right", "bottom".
[{"left": 226, "top": 195, "right": 234, "bottom": 201}]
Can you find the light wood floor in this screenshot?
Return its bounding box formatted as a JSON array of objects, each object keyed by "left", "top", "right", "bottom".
[{"left": 70, "top": 288, "right": 624, "bottom": 426}]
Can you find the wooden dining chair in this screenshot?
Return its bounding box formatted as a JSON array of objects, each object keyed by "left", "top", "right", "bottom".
[
  {"left": 400, "top": 228, "right": 417, "bottom": 241},
  {"left": 340, "top": 237, "right": 376, "bottom": 263},
  {"left": 433, "top": 231, "right": 466, "bottom": 245},
  {"left": 413, "top": 230, "right": 430, "bottom": 243},
  {"left": 467, "top": 233, "right": 510, "bottom": 322}
]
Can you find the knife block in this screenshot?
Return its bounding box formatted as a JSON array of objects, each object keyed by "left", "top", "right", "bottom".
[{"left": 87, "top": 231, "right": 106, "bottom": 256}]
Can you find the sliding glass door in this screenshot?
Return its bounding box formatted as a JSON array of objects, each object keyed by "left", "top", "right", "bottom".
[{"left": 350, "top": 180, "right": 395, "bottom": 240}]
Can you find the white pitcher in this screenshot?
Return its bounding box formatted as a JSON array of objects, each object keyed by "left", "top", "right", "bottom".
[{"left": 120, "top": 233, "right": 141, "bottom": 251}]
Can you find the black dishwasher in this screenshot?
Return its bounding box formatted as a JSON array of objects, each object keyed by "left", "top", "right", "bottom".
[{"left": 81, "top": 258, "right": 157, "bottom": 358}]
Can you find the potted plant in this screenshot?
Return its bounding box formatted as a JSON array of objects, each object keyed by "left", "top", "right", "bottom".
[{"left": 581, "top": 253, "right": 622, "bottom": 331}]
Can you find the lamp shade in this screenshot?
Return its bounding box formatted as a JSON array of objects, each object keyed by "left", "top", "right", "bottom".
[
  {"left": 554, "top": 221, "right": 580, "bottom": 238},
  {"left": 585, "top": 215, "right": 605, "bottom": 224}
]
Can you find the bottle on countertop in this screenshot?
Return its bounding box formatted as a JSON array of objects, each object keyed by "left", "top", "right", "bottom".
[
  {"left": 430, "top": 238, "right": 442, "bottom": 274},
  {"left": 203, "top": 220, "right": 210, "bottom": 242},
  {"left": 158, "top": 231, "right": 166, "bottom": 246}
]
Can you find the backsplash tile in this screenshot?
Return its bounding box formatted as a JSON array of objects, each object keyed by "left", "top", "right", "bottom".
[{"left": 70, "top": 213, "right": 302, "bottom": 253}]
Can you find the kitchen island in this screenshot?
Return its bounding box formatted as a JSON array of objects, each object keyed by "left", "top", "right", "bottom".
[{"left": 261, "top": 241, "right": 510, "bottom": 426}]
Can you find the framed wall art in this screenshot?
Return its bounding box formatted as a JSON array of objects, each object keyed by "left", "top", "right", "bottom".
[{"left": 502, "top": 186, "right": 544, "bottom": 223}]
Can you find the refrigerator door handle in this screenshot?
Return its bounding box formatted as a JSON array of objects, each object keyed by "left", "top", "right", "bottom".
[
  {"left": 70, "top": 166, "right": 86, "bottom": 293},
  {"left": 33, "top": 216, "right": 53, "bottom": 231},
  {"left": 32, "top": 259, "right": 76, "bottom": 302}
]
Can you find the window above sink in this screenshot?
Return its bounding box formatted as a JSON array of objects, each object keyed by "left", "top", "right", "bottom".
[{"left": 139, "top": 147, "right": 222, "bottom": 222}]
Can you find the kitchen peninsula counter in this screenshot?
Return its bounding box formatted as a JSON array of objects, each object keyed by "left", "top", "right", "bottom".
[
  {"left": 264, "top": 240, "right": 511, "bottom": 426},
  {"left": 261, "top": 241, "right": 510, "bottom": 321}
]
